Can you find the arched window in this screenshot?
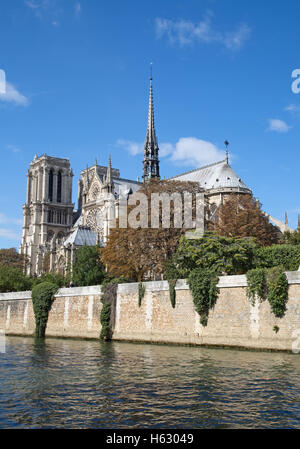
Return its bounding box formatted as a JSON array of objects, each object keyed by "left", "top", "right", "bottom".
[
  {"left": 48, "top": 170, "right": 54, "bottom": 202},
  {"left": 57, "top": 171, "right": 62, "bottom": 203}
]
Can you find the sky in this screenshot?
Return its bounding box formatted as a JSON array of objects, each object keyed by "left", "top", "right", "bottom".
[{"left": 1, "top": 0, "right": 300, "bottom": 249}]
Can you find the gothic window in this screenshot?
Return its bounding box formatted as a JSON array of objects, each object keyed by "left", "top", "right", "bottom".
[
  {"left": 57, "top": 171, "right": 62, "bottom": 203},
  {"left": 48, "top": 170, "right": 54, "bottom": 202},
  {"left": 57, "top": 210, "right": 62, "bottom": 224},
  {"left": 57, "top": 232, "right": 64, "bottom": 245},
  {"left": 47, "top": 230, "right": 54, "bottom": 242}
]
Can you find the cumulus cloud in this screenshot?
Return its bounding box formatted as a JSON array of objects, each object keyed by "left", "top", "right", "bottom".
[
  {"left": 267, "top": 119, "right": 291, "bottom": 133},
  {"left": 155, "top": 14, "right": 251, "bottom": 50},
  {"left": 0, "top": 81, "right": 29, "bottom": 106},
  {"left": 167, "top": 137, "right": 225, "bottom": 166},
  {"left": 117, "top": 137, "right": 226, "bottom": 167}
]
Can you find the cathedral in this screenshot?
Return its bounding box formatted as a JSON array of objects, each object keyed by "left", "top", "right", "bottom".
[{"left": 20, "top": 75, "right": 290, "bottom": 276}]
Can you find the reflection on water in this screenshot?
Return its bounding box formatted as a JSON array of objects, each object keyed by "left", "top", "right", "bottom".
[{"left": 0, "top": 336, "right": 300, "bottom": 428}]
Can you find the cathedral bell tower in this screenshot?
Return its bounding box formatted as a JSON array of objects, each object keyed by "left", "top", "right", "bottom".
[
  {"left": 20, "top": 155, "right": 74, "bottom": 275},
  {"left": 142, "top": 66, "right": 160, "bottom": 182}
]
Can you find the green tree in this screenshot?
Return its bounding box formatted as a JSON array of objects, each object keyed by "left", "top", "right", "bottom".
[
  {"left": 167, "top": 232, "right": 258, "bottom": 279},
  {"left": 0, "top": 265, "right": 32, "bottom": 293},
  {"left": 281, "top": 229, "right": 300, "bottom": 245},
  {"left": 72, "top": 245, "right": 107, "bottom": 286},
  {"left": 254, "top": 244, "right": 300, "bottom": 271}
]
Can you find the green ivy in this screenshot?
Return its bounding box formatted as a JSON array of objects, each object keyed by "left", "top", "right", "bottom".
[
  {"left": 246, "top": 266, "right": 288, "bottom": 319},
  {"left": 266, "top": 267, "right": 288, "bottom": 318},
  {"left": 246, "top": 268, "right": 267, "bottom": 305},
  {"left": 100, "top": 282, "right": 118, "bottom": 341},
  {"left": 188, "top": 268, "right": 219, "bottom": 326},
  {"left": 138, "top": 282, "right": 146, "bottom": 307},
  {"left": 31, "top": 282, "right": 58, "bottom": 338},
  {"left": 165, "top": 260, "right": 179, "bottom": 309},
  {"left": 168, "top": 279, "right": 177, "bottom": 309}
]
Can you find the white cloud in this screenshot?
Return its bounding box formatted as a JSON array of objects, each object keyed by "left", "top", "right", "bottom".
[
  {"left": 167, "top": 137, "right": 225, "bottom": 166},
  {"left": 267, "top": 119, "right": 291, "bottom": 133},
  {"left": 0, "top": 82, "right": 29, "bottom": 106},
  {"left": 155, "top": 14, "right": 251, "bottom": 51},
  {"left": 0, "top": 228, "right": 21, "bottom": 241},
  {"left": 7, "top": 145, "right": 21, "bottom": 153},
  {"left": 117, "top": 137, "right": 225, "bottom": 167},
  {"left": 116, "top": 139, "right": 144, "bottom": 156},
  {"left": 75, "top": 2, "right": 81, "bottom": 16},
  {"left": 0, "top": 213, "right": 22, "bottom": 226}
]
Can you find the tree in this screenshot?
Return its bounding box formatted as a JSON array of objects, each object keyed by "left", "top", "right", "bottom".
[
  {"left": 281, "top": 229, "right": 300, "bottom": 245},
  {"left": 210, "top": 195, "right": 280, "bottom": 246},
  {"left": 72, "top": 245, "right": 107, "bottom": 286},
  {"left": 167, "top": 232, "right": 258, "bottom": 279},
  {"left": 0, "top": 248, "right": 27, "bottom": 270},
  {"left": 101, "top": 179, "right": 203, "bottom": 281},
  {"left": 0, "top": 265, "right": 33, "bottom": 293}
]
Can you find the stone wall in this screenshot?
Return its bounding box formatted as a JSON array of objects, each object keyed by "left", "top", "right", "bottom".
[
  {"left": 1, "top": 273, "right": 300, "bottom": 351},
  {"left": 0, "top": 286, "right": 102, "bottom": 339}
]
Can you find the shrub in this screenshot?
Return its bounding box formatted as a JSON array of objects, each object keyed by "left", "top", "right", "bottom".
[
  {"left": 31, "top": 282, "right": 58, "bottom": 338},
  {"left": 255, "top": 244, "right": 300, "bottom": 271}
]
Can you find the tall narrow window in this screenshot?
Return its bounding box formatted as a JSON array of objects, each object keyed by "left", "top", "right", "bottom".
[
  {"left": 48, "top": 170, "right": 53, "bottom": 202},
  {"left": 57, "top": 171, "right": 62, "bottom": 203}
]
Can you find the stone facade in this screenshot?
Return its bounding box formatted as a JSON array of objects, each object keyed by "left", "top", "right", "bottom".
[
  {"left": 1, "top": 272, "right": 300, "bottom": 351},
  {"left": 20, "top": 155, "right": 74, "bottom": 275}
]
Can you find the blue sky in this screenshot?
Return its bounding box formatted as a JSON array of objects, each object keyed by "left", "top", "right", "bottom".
[{"left": 1, "top": 0, "right": 300, "bottom": 248}]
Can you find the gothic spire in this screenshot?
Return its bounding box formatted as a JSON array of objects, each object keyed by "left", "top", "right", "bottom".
[
  {"left": 105, "top": 154, "right": 114, "bottom": 193},
  {"left": 143, "top": 64, "right": 160, "bottom": 182}
]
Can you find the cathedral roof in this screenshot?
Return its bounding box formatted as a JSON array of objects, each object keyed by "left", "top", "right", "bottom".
[
  {"left": 64, "top": 226, "right": 97, "bottom": 247},
  {"left": 169, "top": 159, "right": 251, "bottom": 192}
]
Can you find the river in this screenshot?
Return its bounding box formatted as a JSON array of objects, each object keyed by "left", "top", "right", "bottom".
[{"left": 0, "top": 336, "right": 300, "bottom": 428}]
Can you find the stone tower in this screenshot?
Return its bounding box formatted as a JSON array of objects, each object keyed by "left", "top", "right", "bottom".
[
  {"left": 142, "top": 72, "right": 160, "bottom": 182},
  {"left": 20, "top": 154, "right": 74, "bottom": 275}
]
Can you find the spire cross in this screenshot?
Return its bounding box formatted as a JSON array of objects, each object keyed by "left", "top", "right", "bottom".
[
  {"left": 150, "top": 62, "right": 153, "bottom": 80},
  {"left": 224, "top": 140, "right": 229, "bottom": 163}
]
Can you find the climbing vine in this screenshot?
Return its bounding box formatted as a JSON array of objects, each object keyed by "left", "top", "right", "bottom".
[
  {"left": 168, "top": 279, "right": 177, "bottom": 309},
  {"left": 100, "top": 281, "right": 118, "bottom": 341},
  {"left": 31, "top": 282, "right": 58, "bottom": 338},
  {"left": 138, "top": 282, "right": 146, "bottom": 307},
  {"left": 246, "top": 266, "right": 288, "bottom": 318},
  {"left": 188, "top": 268, "right": 219, "bottom": 326},
  {"left": 266, "top": 267, "right": 288, "bottom": 318},
  {"left": 246, "top": 268, "right": 267, "bottom": 305}
]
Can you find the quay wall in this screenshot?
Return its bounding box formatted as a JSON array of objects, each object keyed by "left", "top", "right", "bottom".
[{"left": 1, "top": 273, "right": 300, "bottom": 351}]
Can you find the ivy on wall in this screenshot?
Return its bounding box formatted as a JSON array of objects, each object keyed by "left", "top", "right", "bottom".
[
  {"left": 138, "top": 282, "right": 146, "bottom": 307},
  {"left": 31, "top": 282, "right": 58, "bottom": 338},
  {"left": 100, "top": 282, "right": 118, "bottom": 341},
  {"left": 246, "top": 266, "right": 288, "bottom": 319},
  {"left": 188, "top": 268, "right": 219, "bottom": 326}
]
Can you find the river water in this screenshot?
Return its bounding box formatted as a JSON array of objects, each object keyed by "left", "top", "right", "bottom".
[{"left": 0, "top": 336, "right": 300, "bottom": 428}]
